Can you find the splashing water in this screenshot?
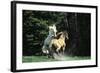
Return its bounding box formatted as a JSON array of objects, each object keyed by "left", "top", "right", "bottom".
[{"left": 53, "top": 53, "right": 68, "bottom": 61}]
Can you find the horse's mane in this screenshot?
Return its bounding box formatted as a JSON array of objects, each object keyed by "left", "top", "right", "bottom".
[
  {"left": 54, "top": 31, "right": 68, "bottom": 39},
  {"left": 54, "top": 32, "right": 63, "bottom": 39}
]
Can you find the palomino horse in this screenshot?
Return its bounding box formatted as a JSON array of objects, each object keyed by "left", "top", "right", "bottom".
[
  {"left": 49, "top": 31, "right": 69, "bottom": 58},
  {"left": 42, "top": 25, "right": 57, "bottom": 56}
]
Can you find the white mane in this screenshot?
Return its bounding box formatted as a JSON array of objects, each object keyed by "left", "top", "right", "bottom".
[{"left": 48, "top": 25, "right": 57, "bottom": 37}]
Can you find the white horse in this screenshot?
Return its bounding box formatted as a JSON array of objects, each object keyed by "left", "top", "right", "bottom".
[{"left": 42, "top": 25, "right": 57, "bottom": 55}]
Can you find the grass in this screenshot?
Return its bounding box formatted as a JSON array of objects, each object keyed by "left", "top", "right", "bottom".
[
  {"left": 22, "top": 56, "right": 57, "bottom": 62},
  {"left": 22, "top": 55, "right": 91, "bottom": 63}
]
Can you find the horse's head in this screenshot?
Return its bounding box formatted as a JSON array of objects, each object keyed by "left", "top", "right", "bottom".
[
  {"left": 49, "top": 25, "right": 57, "bottom": 37},
  {"left": 63, "top": 31, "right": 69, "bottom": 40},
  {"left": 56, "top": 31, "right": 69, "bottom": 39}
]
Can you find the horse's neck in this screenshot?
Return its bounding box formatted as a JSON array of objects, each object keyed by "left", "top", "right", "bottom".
[
  {"left": 59, "top": 37, "right": 65, "bottom": 41},
  {"left": 49, "top": 30, "right": 53, "bottom": 34},
  {"left": 47, "top": 35, "right": 53, "bottom": 38},
  {"left": 47, "top": 33, "right": 53, "bottom": 39},
  {"left": 48, "top": 31, "right": 54, "bottom": 37}
]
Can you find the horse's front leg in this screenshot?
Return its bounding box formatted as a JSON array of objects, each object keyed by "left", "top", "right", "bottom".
[
  {"left": 62, "top": 46, "right": 65, "bottom": 55},
  {"left": 49, "top": 49, "right": 55, "bottom": 59},
  {"left": 56, "top": 47, "right": 60, "bottom": 56}
]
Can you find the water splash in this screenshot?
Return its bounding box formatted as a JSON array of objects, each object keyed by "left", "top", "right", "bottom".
[{"left": 53, "top": 53, "right": 68, "bottom": 61}]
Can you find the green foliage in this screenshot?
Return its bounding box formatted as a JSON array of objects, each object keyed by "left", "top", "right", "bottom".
[{"left": 23, "top": 10, "right": 66, "bottom": 55}]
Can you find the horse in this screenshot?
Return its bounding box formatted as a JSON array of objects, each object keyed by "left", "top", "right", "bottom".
[
  {"left": 48, "top": 25, "right": 57, "bottom": 37},
  {"left": 42, "top": 25, "right": 57, "bottom": 57},
  {"left": 49, "top": 31, "right": 69, "bottom": 58}
]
